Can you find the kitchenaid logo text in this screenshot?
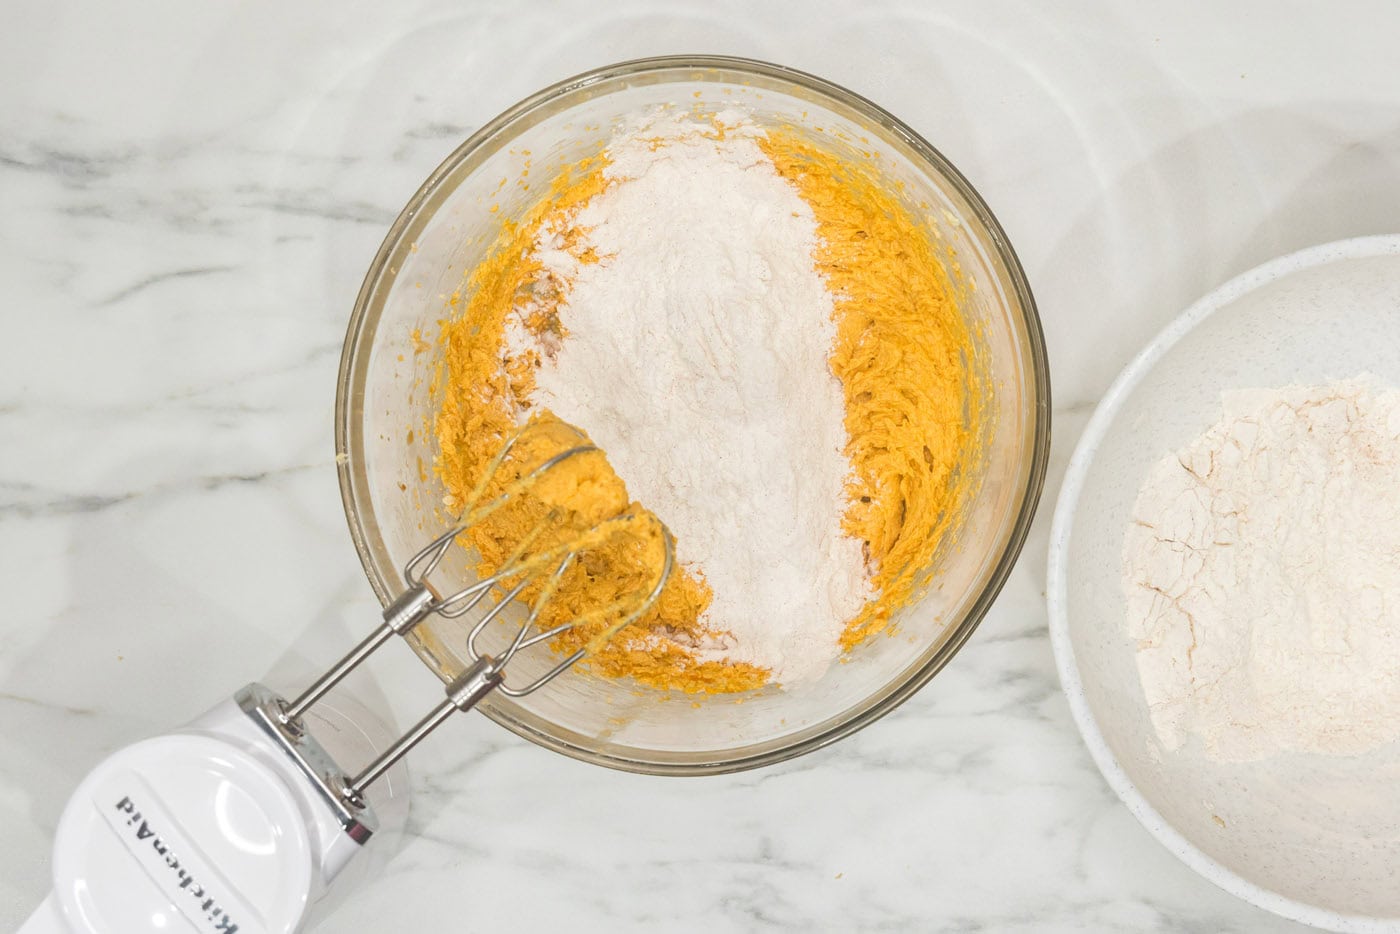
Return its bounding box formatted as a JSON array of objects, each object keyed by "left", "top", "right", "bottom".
[{"left": 114, "top": 795, "right": 240, "bottom": 933}]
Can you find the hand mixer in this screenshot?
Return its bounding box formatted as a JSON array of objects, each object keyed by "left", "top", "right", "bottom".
[{"left": 21, "top": 418, "right": 674, "bottom": 934}]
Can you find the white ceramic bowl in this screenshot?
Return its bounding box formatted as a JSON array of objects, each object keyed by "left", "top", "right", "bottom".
[{"left": 1049, "top": 235, "right": 1400, "bottom": 931}]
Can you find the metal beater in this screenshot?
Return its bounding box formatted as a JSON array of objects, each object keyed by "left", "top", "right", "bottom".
[{"left": 22, "top": 420, "right": 674, "bottom": 934}]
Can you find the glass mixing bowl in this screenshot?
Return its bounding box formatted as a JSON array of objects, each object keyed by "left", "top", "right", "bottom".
[{"left": 335, "top": 55, "right": 1049, "bottom": 775}]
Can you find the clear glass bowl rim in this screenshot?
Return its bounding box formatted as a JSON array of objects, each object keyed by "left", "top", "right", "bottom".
[{"left": 334, "top": 54, "right": 1052, "bottom": 776}]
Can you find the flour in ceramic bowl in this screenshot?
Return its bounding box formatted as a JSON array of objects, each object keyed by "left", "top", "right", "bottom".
[
  {"left": 506, "top": 112, "right": 872, "bottom": 684},
  {"left": 1124, "top": 377, "right": 1400, "bottom": 761}
]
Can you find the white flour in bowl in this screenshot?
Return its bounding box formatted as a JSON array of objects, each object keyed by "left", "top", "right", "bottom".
[
  {"left": 506, "top": 112, "right": 871, "bottom": 684},
  {"left": 1124, "top": 377, "right": 1400, "bottom": 761}
]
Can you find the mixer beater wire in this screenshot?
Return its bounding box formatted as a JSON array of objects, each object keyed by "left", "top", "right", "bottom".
[{"left": 251, "top": 418, "right": 673, "bottom": 810}]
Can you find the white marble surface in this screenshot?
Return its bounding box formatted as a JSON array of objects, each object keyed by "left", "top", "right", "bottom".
[{"left": 3, "top": 1, "right": 1396, "bottom": 930}]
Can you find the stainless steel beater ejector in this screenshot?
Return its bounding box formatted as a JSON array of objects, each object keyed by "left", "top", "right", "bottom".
[{"left": 241, "top": 419, "right": 674, "bottom": 833}]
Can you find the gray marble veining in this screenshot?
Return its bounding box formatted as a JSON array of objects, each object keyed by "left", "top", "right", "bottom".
[{"left": 6, "top": 0, "right": 1392, "bottom": 930}]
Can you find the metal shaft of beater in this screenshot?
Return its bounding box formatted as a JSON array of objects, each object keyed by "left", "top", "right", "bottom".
[
  {"left": 347, "top": 697, "right": 454, "bottom": 798},
  {"left": 284, "top": 584, "right": 438, "bottom": 722},
  {"left": 283, "top": 623, "right": 394, "bottom": 722},
  {"left": 346, "top": 655, "right": 504, "bottom": 799}
]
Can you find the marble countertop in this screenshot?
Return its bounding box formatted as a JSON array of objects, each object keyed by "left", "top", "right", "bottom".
[{"left": 4, "top": 1, "right": 1395, "bottom": 930}]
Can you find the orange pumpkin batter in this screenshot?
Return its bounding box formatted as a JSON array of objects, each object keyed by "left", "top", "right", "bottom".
[{"left": 433, "top": 120, "right": 985, "bottom": 694}]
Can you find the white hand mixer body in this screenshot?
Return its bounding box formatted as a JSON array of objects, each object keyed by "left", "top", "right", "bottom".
[{"left": 21, "top": 424, "right": 674, "bottom": 934}]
